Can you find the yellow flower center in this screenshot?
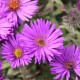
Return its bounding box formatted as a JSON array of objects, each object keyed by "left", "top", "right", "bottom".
[
  {"left": 36, "top": 39, "right": 46, "bottom": 47},
  {"left": 14, "top": 49, "right": 22, "bottom": 58},
  {"left": 8, "top": 0, "right": 20, "bottom": 10}
]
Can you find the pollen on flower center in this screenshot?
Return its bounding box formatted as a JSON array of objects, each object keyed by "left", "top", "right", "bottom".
[
  {"left": 65, "top": 62, "right": 74, "bottom": 69},
  {"left": 8, "top": 0, "right": 20, "bottom": 10},
  {"left": 14, "top": 49, "right": 22, "bottom": 58},
  {"left": 36, "top": 39, "right": 46, "bottom": 47}
]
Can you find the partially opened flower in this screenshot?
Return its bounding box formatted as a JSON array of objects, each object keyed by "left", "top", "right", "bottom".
[
  {"left": 2, "top": 34, "right": 32, "bottom": 68},
  {"left": 50, "top": 45, "right": 80, "bottom": 80},
  {"left": 20, "top": 18, "right": 64, "bottom": 63},
  {"left": 0, "top": 0, "right": 38, "bottom": 24}
]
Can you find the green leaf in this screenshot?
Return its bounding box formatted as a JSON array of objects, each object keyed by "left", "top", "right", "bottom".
[
  {"left": 55, "top": 0, "right": 64, "bottom": 6},
  {"left": 3, "top": 61, "right": 10, "bottom": 69}
]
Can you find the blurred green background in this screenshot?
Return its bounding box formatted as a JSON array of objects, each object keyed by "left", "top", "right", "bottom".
[{"left": 3, "top": 0, "right": 79, "bottom": 80}]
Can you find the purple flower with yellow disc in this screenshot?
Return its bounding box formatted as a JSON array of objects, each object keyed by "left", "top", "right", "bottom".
[
  {"left": 2, "top": 34, "right": 32, "bottom": 68},
  {"left": 50, "top": 45, "right": 80, "bottom": 80},
  {"left": 0, "top": 0, "right": 38, "bottom": 24},
  {"left": 20, "top": 18, "right": 64, "bottom": 63}
]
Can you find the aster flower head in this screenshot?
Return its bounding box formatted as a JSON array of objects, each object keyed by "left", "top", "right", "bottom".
[
  {"left": 20, "top": 18, "right": 64, "bottom": 64},
  {"left": 0, "top": 0, "right": 38, "bottom": 25},
  {"left": 50, "top": 45, "right": 80, "bottom": 80},
  {"left": 2, "top": 34, "right": 32, "bottom": 68},
  {"left": 62, "top": 7, "right": 80, "bottom": 29}
]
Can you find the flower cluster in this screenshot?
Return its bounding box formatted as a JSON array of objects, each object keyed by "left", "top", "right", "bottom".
[
  {"left": 1, "top": 18, "right": 64, "bottom": 68},
  {"left": 0, "top": 0, "right": 80, "bottom": 80}
]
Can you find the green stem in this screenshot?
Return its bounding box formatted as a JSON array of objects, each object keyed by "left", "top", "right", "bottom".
[{"left": 19, "top": 66, "right": 27, "bottom": 80}]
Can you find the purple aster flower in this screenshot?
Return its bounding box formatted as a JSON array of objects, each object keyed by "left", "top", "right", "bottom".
[
  {"left": 1, "top": 34, "right": 32, "bottom": 68},
  {"left": 0, "top": 13, "right": 15, "bottom": 41},
  {"left": 0, "top": 0, "right": 38, "bottom": 24},
  {"left": 50, "top": 45, "right": 80, "bottom": 80},
  {"left": 20, "top": 18, "right": 64, "bottom": 63}
]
